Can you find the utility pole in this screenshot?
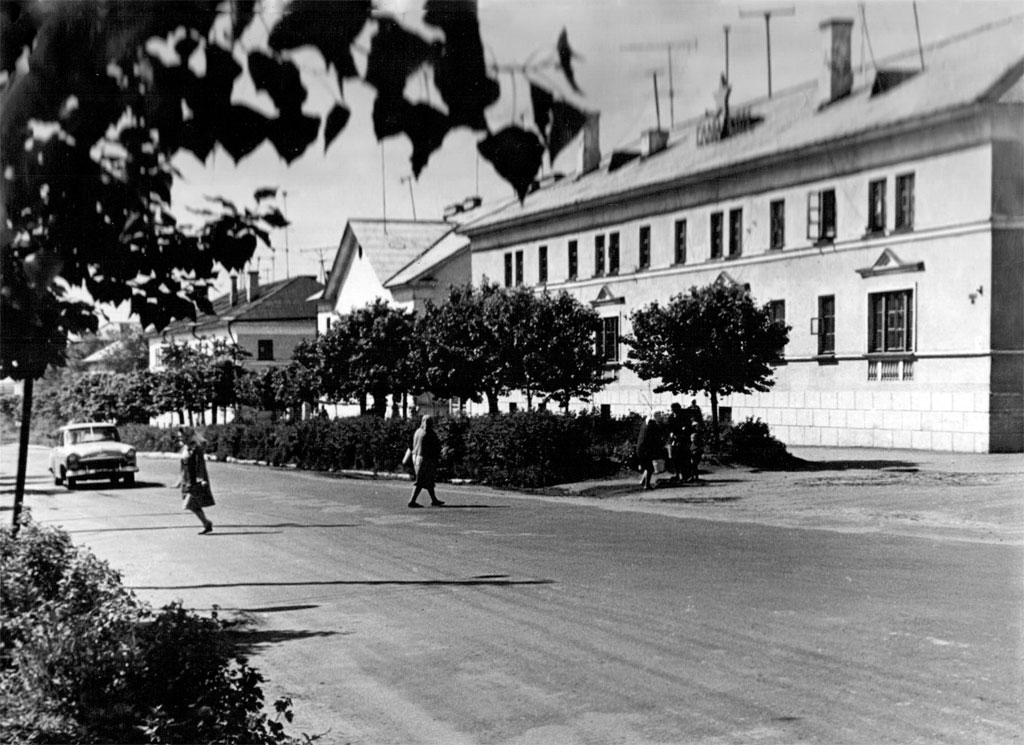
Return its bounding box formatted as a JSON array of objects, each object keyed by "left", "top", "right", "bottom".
[
  {"left": 620, "top": 39, "right": 697, "bottom": 128},
  {"left": 739, "top": 6, "right": 795, "bottom": 98}
]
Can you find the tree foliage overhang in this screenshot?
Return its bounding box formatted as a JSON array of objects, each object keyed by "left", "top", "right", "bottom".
[{"left": 0, "top": 0, "right": 584, "bottom": 380}]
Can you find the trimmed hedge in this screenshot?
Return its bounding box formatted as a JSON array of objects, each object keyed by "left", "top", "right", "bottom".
[{"left": 125, "top": 411, "right": 788, "bottom": 488}]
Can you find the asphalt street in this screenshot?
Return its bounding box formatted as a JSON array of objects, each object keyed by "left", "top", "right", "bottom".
[{"left": 2, "top": 445, "right": 1022, "bottom": 745}]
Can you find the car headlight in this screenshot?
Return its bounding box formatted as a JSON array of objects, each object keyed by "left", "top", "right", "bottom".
[
  {"left": 124, "top": 449, "right": 136, "bottom": 465},
  {"left": 67, "top": 453, "right": 80, "bottom": 468}
]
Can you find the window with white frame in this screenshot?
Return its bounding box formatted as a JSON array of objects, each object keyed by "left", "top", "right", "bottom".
[
  {"left": 596, "top": 316, "right": 620, "bottom": 362},
  {"left": 608, "top": 232, "right": 620, "bottom": 275},
  {"left": 257, "top": 340, "right": 274, "bottom": 361},
  {"left": 594, "top": 234, "right": 606, "bottom": 276},
  {"left": 728, "top": 208, "right": 743, "bottom": 257},
  {"left": 868, "top": 289, "right": 913, "bottom": 353},
  {"left": 538, "top": 245, "right": 548, "bottom": 284},
  {"left": 568, "top": 240, "right": 578, "bottom": 279},
  {"left": 504, "top": 253, "right": 513, "bottom": 287},
  {"left": 710, "top": 211, "right": 724, "bottom": 259},
  {"left": 817, "top": 295, "right": 835, "bottom": 355},
  {"left": 514, "top": 250, "right": 524, "bottom": 286}
]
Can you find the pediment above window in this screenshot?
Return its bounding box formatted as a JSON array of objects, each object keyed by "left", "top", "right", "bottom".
[
  {"left": 590, "top": 284, "right": 625, "bottom": 307},
  {"left": 857, "top": 248, "right": 925, "bottom": 278}
]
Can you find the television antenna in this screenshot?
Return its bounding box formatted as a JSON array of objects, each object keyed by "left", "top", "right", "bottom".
[
  {"left": 620, "top": 38, "right": 697, "bottom": 128},
  {"left": 739, "top": 6, "right": 795, "bottom": 98}
]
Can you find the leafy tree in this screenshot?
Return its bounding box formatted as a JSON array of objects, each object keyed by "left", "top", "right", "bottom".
[
  {"left": 527, "top": 291, "right": 606, "bottom": 410},
  {"left": 152, "top": 339, "right": 247, "bottom": 424},
  {"left": 234, "top": 365, "right": 308, "bottom": 421},
  {"left": 415, "top": 283, "right": 508, "bottom": 414},
  {"left": 339, "top": 300, "right": 417, "bottom": 417},
  {"left": 624, "top": 281, "right": 790, "bottom": 433}
]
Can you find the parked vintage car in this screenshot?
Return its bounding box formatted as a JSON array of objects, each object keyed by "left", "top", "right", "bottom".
[{"left": 49, "top": 422, "right": 138, "bottom": 488}]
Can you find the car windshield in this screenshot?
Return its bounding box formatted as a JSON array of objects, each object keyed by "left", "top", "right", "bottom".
[{"left": 68, "top": 426, "right": 120, "bottom": 445}]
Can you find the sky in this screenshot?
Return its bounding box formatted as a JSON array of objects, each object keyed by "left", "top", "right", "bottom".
[{"left": 166, "top": 0, "right": 1023, "bottom": 293}]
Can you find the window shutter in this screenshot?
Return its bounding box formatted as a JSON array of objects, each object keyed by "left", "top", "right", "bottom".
[{"left": 807, "top": 191, "right": 821, "bottom": 240}]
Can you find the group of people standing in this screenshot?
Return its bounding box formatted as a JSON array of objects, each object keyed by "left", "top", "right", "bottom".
[{"left": 636, "top": 400, "right": 704, "bottom": 490}]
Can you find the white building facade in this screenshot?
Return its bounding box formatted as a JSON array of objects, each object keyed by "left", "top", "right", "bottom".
[{"left": 465, "top": 18, "right": 1023, "bottom": 453}]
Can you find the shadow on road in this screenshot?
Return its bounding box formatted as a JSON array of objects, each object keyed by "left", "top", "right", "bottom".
[
  {"left": 754, "top": 457, "right": 919, "bottom": 473},
  {"left": 649, "top": 495, "right": 743, "bottom": 505},
  {"left": 132, "top": 577, "right": 555, "bottom": 591},
  {"left": 66, "top": 522, "right": 360, "bottom": 535}
]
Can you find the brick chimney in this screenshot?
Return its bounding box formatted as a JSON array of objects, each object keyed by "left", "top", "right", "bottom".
[
  {"left": 577, "top": 113, "right": 601, "bottom": 176},
  {"left": 229, "top": 274, "right": 238, "bottom": 306},
  {"left": 247, "top": 270, "right": 259, "bottom": 303},
  {"left": 818, "top": 18, "right": 854, "bottom": 107}
]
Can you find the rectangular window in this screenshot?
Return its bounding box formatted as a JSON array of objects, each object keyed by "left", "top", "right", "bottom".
[
  {"left": 868, "top": 178, "right": 886, "bottom": 233},
  {"left": 568, "top": 240, "right": 578, "bottom": 279},
  {"left": 538, "top": 245, "right": 548, "bottom": 284},
  {"left": 770, "top": 200, "right": 785, "bottom": 250},
  {"left": 514, "top": 250, "right": 524, "bottom": 286},
  {"left": 596, "top": 316, "right": 620, "bottom": 362},
  {"left": 817, "top": 295, "right": 836, "bottom": 355},
  {"left": 728, "top": 208, "right": 743, "bottom": 257},
  {"left": 608, "top": 232, "right": 620, "bottom": 275},
  {"left": 895, "top": 173, "right": 915, "bottom": 230},
  {"left": 807, "top": 188, "right": 837, "bottom": 242},
  {"left": 257, "top": 340, "right": 274, "bottom": 361},
  {"left": 638, "top": 225, "right": 651, "bottom": 269},
  {"left": 594, "top": 234, "right": 605, "bottom": 276},
  {"left": 710, "top": 212, "right": 724, "bottom": 258},
  {"left": 869, "top": 290, "right": 913, "bottom": 353},
  {"left": 504, "top": 253, "right": 513, "bottom": 287},
  {"left": 767, "top": 300, "right": 786, "bottom": 355},
  {"left": 674, "top": 219, "right": 687, "bottom": 264}
]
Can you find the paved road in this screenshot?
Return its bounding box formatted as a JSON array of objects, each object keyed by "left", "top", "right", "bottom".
[{"left": 3, "top": 445, "right": 1022, "bottom": 744}]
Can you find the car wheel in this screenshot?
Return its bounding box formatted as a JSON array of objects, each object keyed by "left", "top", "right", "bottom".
[
  {"left": 66, "top": 476, "right": 77, "bottom": 490},
  {"left": 122, "top": 474, "right": 135, "bottom": 487}
]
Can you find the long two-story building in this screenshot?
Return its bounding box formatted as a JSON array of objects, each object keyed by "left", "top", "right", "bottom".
[{"left": 464, "top": 17, "right": 1023, "bottom": 453}]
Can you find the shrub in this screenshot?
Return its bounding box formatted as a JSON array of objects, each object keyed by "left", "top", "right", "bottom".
[
  {"left": 0, "top": 517, "right": 304, "bottom": 744},
  {"left": 711, "top": 417, "right": 792, "bottom": 468}
]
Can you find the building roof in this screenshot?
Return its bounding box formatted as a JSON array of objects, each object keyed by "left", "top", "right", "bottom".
[
  {"left": 160, "top": 275, "right": 322, "bottom": 336},
  {"left": 386, "top": 229, "right": 470, "bottom": 288},
  {"left": 348, "top": 219, "right": 454, "bottom": 284},
  {"left": 464, "top": 16, "right": 1024, "bottom": 235}
]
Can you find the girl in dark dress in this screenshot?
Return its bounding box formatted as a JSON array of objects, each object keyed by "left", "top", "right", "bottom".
[{"left": 408, "top": 415, "right": 445, "bottom": 508}]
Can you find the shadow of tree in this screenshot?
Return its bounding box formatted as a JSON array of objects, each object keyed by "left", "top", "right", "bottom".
[
  {"left": 221, "top": 627, "right": 344, "bottom": 657},
  {"left": 757, "top": 457, "right": 920, "bottom": 473},
  {"left": 133, "top": 577, "right": 555, "bottom": 591}
]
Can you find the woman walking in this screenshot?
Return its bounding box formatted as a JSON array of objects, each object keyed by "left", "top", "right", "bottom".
[
  {"left": 173, "top": 428, "right": 215, "bottom": 533},
  {"left": 408, "top": 415, "right": 445, "bottom": 508},
  {"left": 636, "top": 415, "right": 663, "bottom": 491}
]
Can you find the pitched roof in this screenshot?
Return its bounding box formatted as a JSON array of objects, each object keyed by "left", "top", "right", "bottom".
[
  {"left": 160, "top": 275, "right": 322, "bottom": 335},
  {"left": 386, "top": 229, "right": 470, "bottom": 287},
  {"left": 347, "top": 219, "right": 454, "bottom": 284},
  {"left": 465, "top": 16, "right": 1024, "bottom": 234}
]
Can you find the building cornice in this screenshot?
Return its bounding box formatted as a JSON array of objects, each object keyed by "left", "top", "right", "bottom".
[{"left": 466, "top": 103, "right": 1016, "bottom": 251}]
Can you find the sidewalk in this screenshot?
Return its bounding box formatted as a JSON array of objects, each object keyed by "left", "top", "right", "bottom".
[{"left": 538, "top": 447, "right": 1024, "bottom": 545}]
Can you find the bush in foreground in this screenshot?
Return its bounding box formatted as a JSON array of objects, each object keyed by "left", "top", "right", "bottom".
[{"left": 0, "top": 516, "right": 307, "bottom": 744}]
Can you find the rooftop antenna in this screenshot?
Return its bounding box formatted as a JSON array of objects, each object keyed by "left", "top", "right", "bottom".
[
  {"left": 299, "top": 247, "right": 331, "bottom": 284},
  {"left": 400, "top": 175, "right": 417, "bottom": 220},
  {"left": 282, "top": 189, "right": 290, "bottom": 279},
  {"left": 620, "top": 38, "right": 697, "bottom": 128},
  {"left": 739, "top": 6, "right": 795, "bottom": 98},
  {"left": 912, "top": 2, "right": 925, "bottom": 69}
]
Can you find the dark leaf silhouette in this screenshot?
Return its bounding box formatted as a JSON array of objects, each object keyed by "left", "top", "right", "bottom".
[
  {"left": 268, "top": 0, "right": 371, "bottom": 81},
  {"left": 424, "top": 0, "right": 499, "bottom": 129},
  {"left": 260, "top": 208, "right": 290, "bottom": 228},
  {"left": 530, "top": 83, "right": 554, "bottom": 142},
  {"left": 254, "top": 187, "right": 278, "bottom": 201},
  {"left": 214, "top": 105, "right": 273, "bottom": 163},
  {"left": 478, "top": 127, "right": 544, "bottom": 203},
  {"left": 248, "top": 51, "right": 307, "bottom": 114},
  {"left": 407, "top": 103, "right": 451, "bottom": 177},
  {"left": 324, "top": 104, "right": 351, "bottom": 152},
  {"left": 547, "top": 100, "right": 589, "bottom": 162},
  {"left": 557, "top": 28, "right": 582, "bottom": 93},
  {"left": 372, "top": 95, "right": 408, "bottom": 140},
  {"left": 1, "top": 2, "right": 38, "bottom": 74},
  {"left": 365, "top": 17, "right": 435, "bottom": 96},
  {"left": 229, "top": 0, "right": 257, "bottom": 41},
  {"left": 268, "top": 111, "right": 320, "bottom": 164}
]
